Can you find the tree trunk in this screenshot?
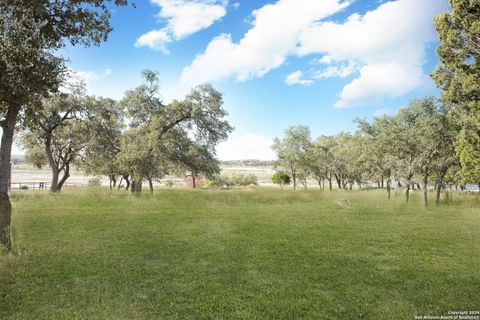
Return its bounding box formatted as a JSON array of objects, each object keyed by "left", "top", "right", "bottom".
[
  {"left": 328, "top": 177, "right": 332, "bottom": 191},
  {"left": 335, "top": 174, "right": 341, "bottom": 190},
  {"left": 117, "top": 176, "right": 124, "bottom": 190},
  {"left": 57, "top": 164, "right": 70, "bottom": 191},
  {"left": 124, "top": 175, "right": 130, "bottom": 191},
  {"left": 436, "top": 182, "right": 442, "bottom": 204},
  {"left": 0, "top": 105, "right": 20, "bottom": 250},
  {"left": 148, "top": 177, "right": 153, "bottom": 194},
  {"left": 436, "top": 171, "right": 447, "bottom": 205},
  {"left": 381, "top": 176, "right": 384, "bottom": 188},
  {"left": 377, "top": 180, "right": 381, "bottom": 188},
  {"left": 292, "top": 173, "right": 297, "bottom": 190},
  {"left": 44, "top": 134, "right": 61, "bottom": 192},
  {"left": 112, "top": 176, "right": 116, "bottom": 187},
  {"left": 131, "top": 180, "right": 142, "bottom": 194},
  {"left": 423, "top": 173, "right": 428, "bottom": 207},
  {"left": 405, "top": 178, "right": 411, "bottom": 203},
  {"left": 192, "top": 175, "right": 196, "bottom": 189},
  {"left": 387, "top": 179, "right": 391, "bottom": 200}
]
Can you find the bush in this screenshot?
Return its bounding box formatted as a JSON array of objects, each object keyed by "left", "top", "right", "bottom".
[
  {"left": 88, "top": 177, "right": 102, "bottom": 187},
  {"left": 231, "top": 173, "right": 258, "bottom": 186},
  {"left": 165, "top": 180, "right": 174, "bottom": 188},
  {"left": 272, "top": 171, "right": 291, "bottom": 186},
  {"left": 205, "top": 173, "right": 258, "bottom": 188},
  {"left": 20, "top": 185, "right": 29, "bottom": 190}
]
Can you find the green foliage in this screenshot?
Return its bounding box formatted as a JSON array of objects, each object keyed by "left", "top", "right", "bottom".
[
  {"left": 117, "top": 71, "right": 232, "bottom": 191},
  {"left": 272, "top": 125, "right": 311, "bottom": 189},
  {"left": 0, "top": 0, "right": 130, "bottom": 126},
  {"left": 164, "top": 180, "right": 175, "bottom": 188},
  {"left": 272, "top": 171, "right": 291, "bottom": 186},
  {"left": 205, "top": 173, "right": 258, "bottom": 188},
  {"left": 230, "top": 173, "right": 258, "bottom": 186},
  {"left": 2, "top": 189, "right": 479, "bottom": 319},
  {"left": 88, "top": 177, "right": 102, "bottom": 187},
  {"left": 432, "top": 0, "right": 480, "bottom": 182},
  {"left": 20, "top": 85, "right": 119, "bottom": 191}
]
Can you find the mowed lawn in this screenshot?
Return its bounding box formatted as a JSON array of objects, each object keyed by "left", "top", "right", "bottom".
[{"left": 1, "top": 189, "right": 479, "bottom": 319}]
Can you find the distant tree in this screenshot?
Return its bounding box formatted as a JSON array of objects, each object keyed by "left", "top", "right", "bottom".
[
  {"left": 0, "top": 0, "right": 130, "bottom": 249},
  {"left": 22, "top": 86, "right": 118, "bottom": 192},
  {"left": 119, "top": 71, "right": 233, "bottom": 194},
  {"left": 272, "top": 125, "right": 311, "bottom": 190},
  {"left": 272, "top": 171, "right": 291, "bottom": 187},
  {"left": 356, "top": 116, "right": 396, "bottom": 199},
  {"left": 432, "top": 0, "right": 480, "bottom": 185},
  {"left": 82, "top": 97, "right": 125, "bottom": 189}
]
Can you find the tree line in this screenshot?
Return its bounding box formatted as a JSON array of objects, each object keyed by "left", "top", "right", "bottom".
[{"left": 273, "top": 97, "right": 472, "bottom": 206}]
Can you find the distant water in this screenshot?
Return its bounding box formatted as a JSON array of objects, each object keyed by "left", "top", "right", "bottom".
[{"left": 466, "top": 184, "right": 480, "bottom": 192}]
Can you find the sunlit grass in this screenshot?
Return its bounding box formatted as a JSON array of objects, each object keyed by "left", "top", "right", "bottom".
[{"left": 1, "top": 188, "right": 479, "bottom": 319}]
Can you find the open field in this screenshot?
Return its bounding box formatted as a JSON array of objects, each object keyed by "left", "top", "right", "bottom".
[{"left": 1, "top": 188, "right": 479, "bottom": 319}]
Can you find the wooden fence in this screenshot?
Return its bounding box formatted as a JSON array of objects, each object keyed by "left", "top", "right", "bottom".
[{"left": 9, "top": 182, "right": 84, "bottom": 190}]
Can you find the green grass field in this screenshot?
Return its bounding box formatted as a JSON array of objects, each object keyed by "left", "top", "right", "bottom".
[{"left": 1, "top": 188, "right": 479, "bottom": 319}]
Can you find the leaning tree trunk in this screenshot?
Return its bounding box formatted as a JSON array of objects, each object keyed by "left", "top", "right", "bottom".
[
  {"left": 57, "top": 162, "right": 71, "bottom": 191},
  {"left": 0, "top": 105, "right": 20, "bottom": 250}
]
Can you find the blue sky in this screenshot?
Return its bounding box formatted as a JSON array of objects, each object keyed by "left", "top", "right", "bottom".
[{"left": 57, "top": 0, "right": 449, "bottom": 160}]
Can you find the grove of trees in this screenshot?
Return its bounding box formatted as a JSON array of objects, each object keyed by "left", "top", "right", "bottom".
[{"left": 272, "top": 97, "right": 473, "bottom": 206}]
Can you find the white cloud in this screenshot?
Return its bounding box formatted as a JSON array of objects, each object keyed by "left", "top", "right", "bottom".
[
  {"left": 334, "top": 63, "right": 425, "bottom": 108},
  {"left": 180, "top": 0, "right": 350, "bottom": 86},
  {"left": 285, "top": 70, "right": 313, "bottom": 86},
  {"left": 180, "top": 0, "right": 448, "bottom": 108},
  {"left": 135, "top": 0, "right": 227, "bottom": 51},
  {"left": 232, "top": 2, "right": 240, "bottom": 9},
  {"left": 298, "top": 0, "right": 449, "bottom": 107},
  {"left": 313, "top": 60, "right": 357, "bottom": 79},
  {"left": 135, "top": 29, "right": 171, "bottom": 52},
  {"left": 217, "top": 134, "right": 276, "bottom": 161}
]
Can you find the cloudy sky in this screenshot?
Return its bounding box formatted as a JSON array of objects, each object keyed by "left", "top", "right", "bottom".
[{"left": 57, "top": 0, "right": 449, "bottom": 160}]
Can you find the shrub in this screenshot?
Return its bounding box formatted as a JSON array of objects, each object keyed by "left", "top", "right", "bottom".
[
  {"left": 205, "top": 173, "right": 258, "bottom": 188},
  {"left": 272, "top": 171, "right": 291, "bottom": 186},
  {"left": 231, "top": 173, "right": 258, "bottom": 186},
  {"left": 20, "top": 185, "right": 29, "bottom": 190},
  {"left": 88, "top": 177, "right": 102, "bottom": 187},
  {"left": 165, "top": 180, "right": 174, "bottom": 188}
]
